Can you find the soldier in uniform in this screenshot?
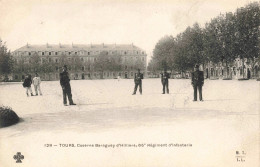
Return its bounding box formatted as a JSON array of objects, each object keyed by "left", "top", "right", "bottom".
[
  {"left": 132, "top": 69, "right": 143, "bottom": 95},
  {"left": 191, "top": 64, "right": 204, "bottom": 101},
  {"left": 161, "top": 69, "right": 170, "bottom": 94},
  {"left": 60, "top": 65, "right": 76, "bottom": 106}
]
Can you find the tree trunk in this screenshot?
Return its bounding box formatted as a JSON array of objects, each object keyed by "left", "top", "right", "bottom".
[{"left": 242, "top": 58, "right": 245, "bottom": 79}]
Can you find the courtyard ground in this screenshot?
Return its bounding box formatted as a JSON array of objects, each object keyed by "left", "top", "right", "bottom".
[{"left": 0, "top": 79, "right": 259, "bottom": 167}]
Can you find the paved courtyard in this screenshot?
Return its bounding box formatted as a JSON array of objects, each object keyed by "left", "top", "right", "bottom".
[{"left": 0, "top": 79, "right": 259, "bottom": 167}]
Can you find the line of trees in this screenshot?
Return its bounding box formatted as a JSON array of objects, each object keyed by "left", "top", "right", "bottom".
[
  {"left": 148, "top": 2, "right": 260, "bottom": 78},
  {"left": 0, "top": 40, "right": 14, "bottom": 81}
]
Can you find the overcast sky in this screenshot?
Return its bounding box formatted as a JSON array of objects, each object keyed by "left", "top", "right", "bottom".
[{"left": 0, "top": 0, "right": 252, "bottom": 60}]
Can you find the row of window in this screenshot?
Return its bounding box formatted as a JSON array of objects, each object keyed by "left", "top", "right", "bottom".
[
  {"left": 15, "top": 56, "right": 146, "bottom": 63},
  {"left": 15, "top": 50, "right": 146, "bottom": 56}
]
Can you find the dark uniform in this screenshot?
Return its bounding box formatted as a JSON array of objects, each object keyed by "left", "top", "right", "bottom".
[
  {"left": 60, "top": 66, "right": 75, "bottom": 105},
  {"left": 191, "top": 65, "right": 204, "bottom": 101},
  {"left": 132, "top": 70, "right": 143, "bottom": 95},
  {"left": 161, "top": 71, "right": 170, "bottom": 94}
]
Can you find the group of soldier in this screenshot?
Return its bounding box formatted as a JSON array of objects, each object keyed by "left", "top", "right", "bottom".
[
  {"left": 22, "top": 73, "right": 43, "bottom": 97},
  {"left": 21, "top": 64, "right": 204, "bottom": 105},
  {"left": 60, "top": 64, "right": 204, "bottom": 106}
]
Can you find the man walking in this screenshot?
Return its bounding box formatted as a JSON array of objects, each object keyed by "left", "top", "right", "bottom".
[
  {"left": 161, "top": 68, "right": 170, "bottom": 94},
  {"left": 60, "top": 65, "right": 76, "bottom": 106},
  {"left": 132, "top": 69, "right": 143, "bottom": 95},
  {"left": 191, "top": 64, "right": 204, "bottom": 101},
  {"left": 32, "top": 73, "right": 42, "bottom": 96}
]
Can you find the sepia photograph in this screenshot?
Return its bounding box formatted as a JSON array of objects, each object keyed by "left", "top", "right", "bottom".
[{"left": 0, "top": 0, "right": 259, "bottom": 166}]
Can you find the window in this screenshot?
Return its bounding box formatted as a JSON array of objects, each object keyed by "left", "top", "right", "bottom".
[
  {"left": 15, "top": 75, "right": 18, "bottom": 80},
  {"left": 124, "top": 51, "right": 127, "bottom": 54},
  {"left": 55, "top": 52, "right": 58, "bottom": 55},
  {"left": 75, "top": 52, "right": 77, "bottom": 55},
  {"left": 88, "top": 52, "right": 90, "bottom": 55},
  {"left": 29, "top": 52, "right": 31, "bottom": 56},
  {"left": 81, "top": 58, "right": 84, "bottom": 61},
  {"left": 49, "top": 52, "right": 51, "bottom": 55},
  {"left": 81, "top": 66, "right": 84, "bottom": 71},
  {"left": 55, "top": 59, "right": 58, "bottom": 63},
  {"left": 125, "top": 66, "right": 127, "bottom": 70},
  {"left": 56, "top": 66, "right": 58, "bottom": 71},
  {"left": 69, "top": 52, "right": 71, "bottom": 55},
  {"left": 137, "top": 51, "right": 139, "bottom": 54},
  {"left": 131, "top": 72, "right": 133, "bottom": 76},
  {"left": 42, "top": 52, "right": 44, "bottom": 55}
]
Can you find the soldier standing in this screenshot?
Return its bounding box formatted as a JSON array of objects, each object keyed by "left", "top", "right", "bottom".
[
  {"left": 23, "top": 74, "right": 34, "bottom": 97},
  {"left": 32, "top": 73, "right": 42, "bottom": 96},
  {"left": 161, "top": 69, "right": 170, "bottom": 94},
  {"left": 132, "top": 69, "right": 143, "bottom": 95},
  {"left": 60, "top": 65, "right": 76, "bottom": 106},
  {"left": 191, "top": 64, "right": 204, "bottom": 101}
]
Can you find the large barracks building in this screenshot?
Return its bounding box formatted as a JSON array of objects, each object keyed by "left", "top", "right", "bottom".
[{"left": 12, "top": 43, "right": 147, "bottom": 81}]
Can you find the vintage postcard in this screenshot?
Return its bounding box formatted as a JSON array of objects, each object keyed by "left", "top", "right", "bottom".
[{"left": 0, "top": 0, "right": 259, "bottom": 166}]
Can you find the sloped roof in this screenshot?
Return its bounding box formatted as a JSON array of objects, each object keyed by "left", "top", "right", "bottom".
[{"left": 13, "top": 43, "right": 145, "bottom": 52}]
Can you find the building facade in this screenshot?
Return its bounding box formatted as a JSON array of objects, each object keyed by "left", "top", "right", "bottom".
[
  {"left": 12, "top": 43, "right": 147, "bottom": 81},
  {"left": 204, "top": 57, "right": 260, "bottom": 79}
]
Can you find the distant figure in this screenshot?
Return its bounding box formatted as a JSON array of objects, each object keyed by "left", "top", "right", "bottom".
[
  {"left": 247, "top": 69, "right": 251, "bottom": 79},
  {"left": 23, "top": 74, "right": 34, "bottom": 97},
  {"left": 32, "top": 73, "right": 42, "bottom": 96},
  {"left": 60, "top": 65, "right": 76, "bottom": 106},
  {"left": 132, "top": 69, "right": 143, "bottom": 95},
  {"left": 191, "top": 65, "right": 204, "bottom": 101},
  {"left": 161, "top": 68, "right": 170, "bottom": 94}
]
